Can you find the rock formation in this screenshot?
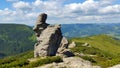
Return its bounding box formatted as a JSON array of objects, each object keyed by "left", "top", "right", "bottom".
[
  {"left": 33, "top": 13, "right": 72, "bottom": 57},
  {"left": 33, "top": 13, "right": 49, "bottom": 37},
  {"left": 38, "top": 57, "right": 101, "bottom": 68},
  {"left": 32, "top": 13, "right": 104, "bottom": 68}
]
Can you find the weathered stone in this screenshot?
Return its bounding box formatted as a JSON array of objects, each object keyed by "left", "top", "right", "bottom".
[
  {"left": 57, "top": 49, "right": 74, "bottom": 57},
  {"left": 61, "top": 49, "right": 75, "bottom": 57},
  {"left": 38, "top": 57, "right": 101, "bottom": 68},
  {"left": 34, "top": 24, "right": 63, "bottom": 57},
  {"left": 57, "top": 37, "right": 68, "bottom": 53},
  {"left": 56, "top": 37, "right": 74, "bottom": 57},
  {"left": 68, "top": 41, "right": 76, "bottom": 48},
  {"left": 82, "top": 43, "right": 90, "bottom": 47},
  {"left": 33, "top": 13, "right": 49, "bottom": 37},
  {"left": 33, "top": 13, "right": 75, "bottom": 58},
  {"left": 33, "top": 13, "right": 64, "bottom": 57}
]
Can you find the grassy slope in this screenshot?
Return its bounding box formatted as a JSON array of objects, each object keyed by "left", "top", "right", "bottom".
[
  {"left": 70, "top": 34, "right": 120, "bottom": 67},
  {"left": 0, "top": 50, "right": 62, "bottom": 68},
  {"left": 71, "top": 34, "right": 120, "bottom": 56}
]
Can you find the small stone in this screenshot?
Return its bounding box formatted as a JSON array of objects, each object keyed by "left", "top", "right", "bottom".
[
  {"left": 68, "top": 41, "right": 76, "bottom": 48},
  {"left": 82, "top": 43, "right": 90, "bottom": 47}
]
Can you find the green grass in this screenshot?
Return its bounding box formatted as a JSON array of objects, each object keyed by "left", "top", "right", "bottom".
[
  {"left": 0, "top": 50, "right": 62, "bottom": 68},
  {"left": 70, "top": 34, "right": 120, "bottom": 57},
  {"left": 23, "top": 56, "right": 63, "bottom": 68},
  {"left": 0, "top": 50, "right": 33, "bottom": 68},
  {"left": 70, "top": 34, "right": 120, "bottom": 67}
]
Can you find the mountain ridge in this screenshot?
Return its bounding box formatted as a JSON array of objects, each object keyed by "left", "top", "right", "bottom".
[
  {"left": 61, "top": 23, "right": 120, "bottom": 38},
  {"left": 0, "top": 24, "right": 35, "bottom": 58}
]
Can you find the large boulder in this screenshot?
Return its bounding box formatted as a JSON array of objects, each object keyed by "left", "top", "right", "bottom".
[
  {"left": 33, "top": 13, "right": 63, "bottom": 57},
  {"left": 33, "top": 13, "right": 74, "bottom": 58},
  {"left": 34, "top": 24, "right": 63, "bottom": 57}
]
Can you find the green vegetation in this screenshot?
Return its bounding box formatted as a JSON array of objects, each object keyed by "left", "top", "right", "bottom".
[
  {"left": 62, "top": 24, "right": 120, "bottom": 38},
  {"left": 1, "top": 23, "right": 120, "bottom": 67},
  {"left": 0, "top": 50, "right": 33, "bottom": 68},
  {"left": 0, "top": 50, "right": 62, "bottom": 68},
  {"left": 0, "top": 24, "right": 36, "bottom": 58},
  {"left": 0, "top": 34, "right": 120, "bottom": 68},
  {"left": 70, "top": 34, "right": 120, "bottom": 68},
  {"left": 23, "top": 56, "right": 62, "bottom": 68}
]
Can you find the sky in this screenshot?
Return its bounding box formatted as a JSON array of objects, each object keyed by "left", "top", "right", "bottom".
[{"left": 0, "top": 0, "right": 120, "bottom": 25}]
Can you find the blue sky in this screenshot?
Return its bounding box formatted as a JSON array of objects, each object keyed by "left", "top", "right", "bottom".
[
  {"left": 0, "top": 0, "right": 120, "bottom": 25},
  {"left": 0, "top": 0, "right": 85, "bottom": 9}
]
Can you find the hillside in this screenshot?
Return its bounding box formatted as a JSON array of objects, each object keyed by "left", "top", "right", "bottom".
[
  {"left": 61, "top": 23, "right": 120, "bottom": 38},
  {"left": 0, "top": 35, "right": 120, "bottom": 68},
  {"left": 70, "top": 34, "right": 120, "bottom": 67},
  {"left": 0, "top": 24, "right": 35, "bottom": 58},
  {"left": 71, "top": 34, "right": 120, "bottom": 56},
  {"left": 0, "top": 50, "right": 62, "bottom": 68}
]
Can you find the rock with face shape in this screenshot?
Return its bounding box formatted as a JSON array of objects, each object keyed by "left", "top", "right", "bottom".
[
  {"left": 33, "top": 13, "right": 74, "bottom": 58},
  {"left": 33, "top": 13, "right": 49, "bottom": 37},
  {"left": 33, "top": 13, "right": 63, "bottom": 57}
]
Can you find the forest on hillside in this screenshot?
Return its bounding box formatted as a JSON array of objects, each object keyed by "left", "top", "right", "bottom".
[{"left": 0, "top": 24, "right": 36, "bottom": 58}]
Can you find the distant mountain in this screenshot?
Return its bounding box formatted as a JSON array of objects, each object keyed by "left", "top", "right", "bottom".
[
  {"left": 61, "top": 23, "right": 120, "bottom": 39},
  {"left": 1, "top": 23, "right": 120, "bottom": 58},
  {"left": 0, "top": 24, "right": 35, "bottom": 58}
]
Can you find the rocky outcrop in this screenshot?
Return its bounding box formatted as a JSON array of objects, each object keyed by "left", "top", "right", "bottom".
[
  {"left": 33, "top": 13, "right": 63, "bottom": 57},
  {"left": 57, "top": 37, "right": 74, "bottom": 57},
  {"left": 108, "top": 64, "right": 120, "bottom": 68},
  {"left": 68, "top": 41, "right": 76, "bottom": 48},
  {"left": 57, "top": 37, "right": 68, "bottom": 54},
  {"left": 33, "top": 13, "right": 73, "bottom": 57},
  {"left": 33, "top": 13, "right": 49, "bottom": 37},
  {"left": 38, "top": 57, "right": 101, "bottom": 68}
]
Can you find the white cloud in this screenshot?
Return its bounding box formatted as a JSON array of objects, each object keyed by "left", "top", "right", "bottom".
[
  {"left": 13, "top": 1, "right": 32, "bottom": 12},
  {"left": 33, "top": 0, "right": 43, "bottom": 6},
  {"left": 99, "top": 5, "right": 120, "bottom": 14},
  {"left": 1, "top": 0, "right": 120, "bottom": 25},
  {"left": 32, "top": 0, "right": 62, "bottom": 15},
  {"left": 26, "top": 13, "right": 38, "bottom": 18},
  {"left": 99, "top": 0, "right": 113, "bottom": 5},
  {"left": 63, "top": 0, "right": 99, "bottom": 15},
  {"left": 58, "top": 0, "right": 120, "bottom": 23},
  {"left": 0, "top": 8, "right": 17, "bottom": 22}
]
